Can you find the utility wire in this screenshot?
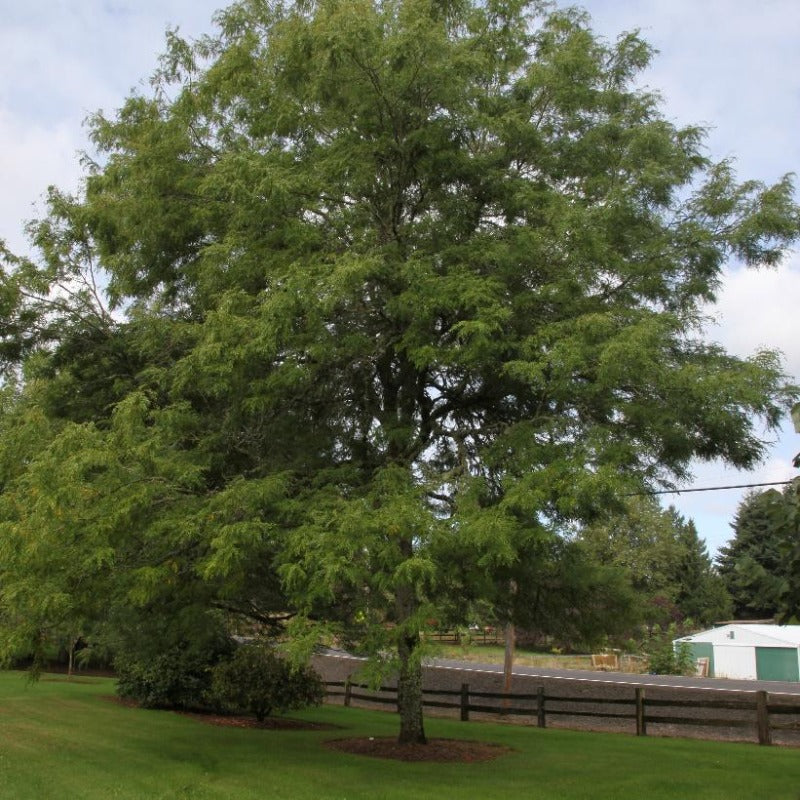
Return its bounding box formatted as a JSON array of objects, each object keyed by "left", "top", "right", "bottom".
[{"left": 631, "top": 479, "right": 796, "bottom": 497}]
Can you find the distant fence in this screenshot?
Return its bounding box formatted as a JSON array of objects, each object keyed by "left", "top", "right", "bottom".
[
  {"left": 324, "top": 681, "right": 800, "bottom": 746},
  {"left": 426, "top": 629, "right": 503, "bottom": 645}
]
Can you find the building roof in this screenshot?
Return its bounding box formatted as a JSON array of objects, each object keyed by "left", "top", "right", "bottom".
[{"left": 676, "top": 624, "right": 800, "bottom": 648}]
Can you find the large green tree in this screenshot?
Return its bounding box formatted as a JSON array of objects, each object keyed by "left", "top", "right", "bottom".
[
  {"left": 717, "top": 481, "right": 800, "bottom": 620},
  {"left": 668, "top": 514, "right": 731, "bottom": 626},
  {"left": 582, "top": 498, "right": 730, "bottom": 630},
  {"left": 2, "top": 0, "right": 799, "bottom": 744}
]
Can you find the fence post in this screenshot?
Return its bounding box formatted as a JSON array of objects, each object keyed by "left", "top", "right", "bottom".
[
  {"left": 460, "top": 683, "right": 470, "bottom": 721},
  {"left": 537, "top": 686, "right": 546, "bottom": 728},
  {"left": 756, "top": 690, "right": 771, "bottom": 746},
  {"left": 344, "top": 680, "right": 352, "bottom": 708},
  {"left": 635, "top": 688, "right": 646, "bottom": 736}
]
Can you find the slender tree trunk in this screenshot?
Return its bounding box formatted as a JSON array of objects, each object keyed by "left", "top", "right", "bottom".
[
  {"left": 502, "top": 621, "right": 515, "bottom": 715},
  {"left": 395, "top": 578, "right": 427, "bottom": 744},
  {"left": 68, "top": 636, "right": 78, "bottom": 678},
  {"left": 502, "top": 580, "right": 517, "bottom": 713}
]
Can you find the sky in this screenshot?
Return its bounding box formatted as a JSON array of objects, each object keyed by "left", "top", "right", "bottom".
[{"left": 1, "top": 0, "right": 798, "bottom": 555}]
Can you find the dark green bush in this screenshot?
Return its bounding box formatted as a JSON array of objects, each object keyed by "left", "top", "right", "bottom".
[
  {"left": 211, "top": 642, "right": 324, "bottom": 722},
  {"left": 109, "top": 601, "right": 234, "bottom": 709},
  {"left": 115, "top": 645, "right": 222, "bottom": 709}
]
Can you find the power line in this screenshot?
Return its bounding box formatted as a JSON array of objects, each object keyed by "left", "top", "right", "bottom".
[{"left": 631, "top": 480, "right": 796, "bottom": 497}]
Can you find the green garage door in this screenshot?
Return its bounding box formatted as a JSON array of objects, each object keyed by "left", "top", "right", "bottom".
[
  {"left": 687, "top": 642, "right": 714, "bottom": 677},
  {"left": 755, "top": 647, "right": 800, "bottom": 681}
]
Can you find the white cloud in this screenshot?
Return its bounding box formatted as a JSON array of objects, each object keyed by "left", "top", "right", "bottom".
[
  {"left": 0, "top": 109, "right": 85, "bottom": 254},
  {"left": 587, "top": 0, "right": 800, "bottom": 180},
  {"left": 582, "top": 0, "right": 800, "bottom": 552},
  {"left": 709, "top": 256, "right": 800, "bottom": 381},
  {"left": 0, "top": 0, "right": 221, "bottom": 254}
]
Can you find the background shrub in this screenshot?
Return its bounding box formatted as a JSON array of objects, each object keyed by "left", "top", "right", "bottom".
[
  {"left": 211, "top": 641, "right": 324, "bottom": 721},
  {"left": 111, "top": 603, "right": 234, "bottom": 709},
  {"left": 646, "top": 624, "right": 695, "bottom": 675},
  {"left": 115, "top": 645, "right": 226, "bottom": 709}
]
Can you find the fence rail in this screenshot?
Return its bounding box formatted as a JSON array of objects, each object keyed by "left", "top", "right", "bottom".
[
  {"left": 426, "top": 629, "right": 504, "bottom": 645},
  {"left": 324, "top": 680, "right": 800, "bottom": 746}
]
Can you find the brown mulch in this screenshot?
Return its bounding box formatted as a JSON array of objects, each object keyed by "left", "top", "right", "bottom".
[{"left": 325, "top": 736, "right": 512, "bottom": 762}]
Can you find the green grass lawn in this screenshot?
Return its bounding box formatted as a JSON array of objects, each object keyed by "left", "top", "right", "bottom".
[{"left": 1, "top": 670, "right": 798, "bottom": 800}]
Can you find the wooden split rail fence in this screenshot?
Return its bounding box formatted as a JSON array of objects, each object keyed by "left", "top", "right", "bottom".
[
  {"left": 426, "top": 629, "right": 504, "bottom": 645},
  {"left": 325, "top": 680, "right": 800, "bottom": 746}
]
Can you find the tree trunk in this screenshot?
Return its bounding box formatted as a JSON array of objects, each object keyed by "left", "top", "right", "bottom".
[
  {"left": 502, "top": 580, "right": 517, "bottom": 713},
  {"left": 395, "top": 573, "right": 426, "bottom": 744},
  {"left": 502, "top": 621, "right": 515, "bottom": 715},
  {"left": 68, "top": 635, "right": 79, "bottom": 678},
  {"left": 396, "top": 630, "right": 427, "bottom": 744}
]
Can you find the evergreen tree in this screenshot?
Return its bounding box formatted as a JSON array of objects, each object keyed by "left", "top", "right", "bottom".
[
  {"left": 717, "top": 484, "right": 799, "bottom": 620},
  {"left": 582, "top": 499, "right": 730, "bottom": 630},
  {"left": 667, "top": 513, "right": 730, "bottom": 626}
]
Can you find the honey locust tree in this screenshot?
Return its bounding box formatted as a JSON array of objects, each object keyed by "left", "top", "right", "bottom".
[{"left": 2, "top": 0, "right": 800, "bottom": 744}]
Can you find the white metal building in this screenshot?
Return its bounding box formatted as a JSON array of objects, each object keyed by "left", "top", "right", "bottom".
[{"left": 675, "top": 624, "right": 800, "bottom": 681}]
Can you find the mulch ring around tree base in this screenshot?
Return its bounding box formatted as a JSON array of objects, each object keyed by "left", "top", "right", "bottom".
[
  {"left": 325, "top": 737, "right": 513, "bottom": 762},
  {"left": 103, "top": 696, "right": 339, "bottom": 730}
]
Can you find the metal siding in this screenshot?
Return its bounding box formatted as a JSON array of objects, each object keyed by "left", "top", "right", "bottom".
[
  {"left": 687, "top": 642, "right": 715, "bottom": 677},
  {"left": 755, "top": 647, "right": 800, "bottom": 681},
  {"left": 713, "top": 644, "right": 757, "bottom": 680}
]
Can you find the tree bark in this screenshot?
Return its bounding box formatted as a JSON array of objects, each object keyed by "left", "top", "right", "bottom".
[
  {"left": 396, "top": 629, "right": 427, "bottom": 744},
  {"left": 68, "top": 635, "right": 79, "bottom": 678},
  {"left": 502, "top": 580, "right": 517, "bottom": 713},
  {"left": 502, "top": 621, "right": 515, "bottom": 715},
  {"left": 395, "top": 574, "right": 427, "bottom": 744}
]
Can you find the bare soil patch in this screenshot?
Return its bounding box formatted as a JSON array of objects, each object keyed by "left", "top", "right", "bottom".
[{"left": 325, "top": 736, "right": 512, "bottom": 762}]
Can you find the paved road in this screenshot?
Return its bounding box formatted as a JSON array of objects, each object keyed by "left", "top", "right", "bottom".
[
  {"left": 314, "top": 649, "right": 800, "bottom": 745},
  {"left": 429, "top": 657, "right": 800, "bottom": 697},
  {"left": 317, "top": 648, "right": 800, "bottom": 697}
]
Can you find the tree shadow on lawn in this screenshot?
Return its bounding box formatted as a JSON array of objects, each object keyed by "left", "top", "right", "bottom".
[
  {"left": 325, "top": 737, "right": 513, "bottom": 762},
  {"left": 104, "top": 695, "right": 338, "bottom": 730},
  {"left": 105, "top": 696, "right": 511, "bottom": 762}
]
